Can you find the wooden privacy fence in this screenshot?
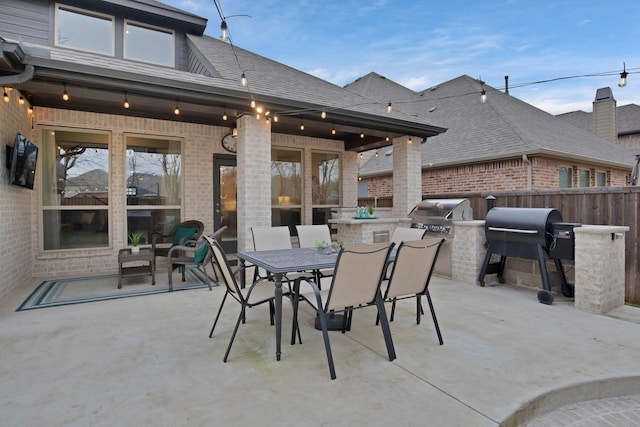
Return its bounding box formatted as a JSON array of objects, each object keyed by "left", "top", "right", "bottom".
[{"left": 361, "top": 187, "right": 640, "bottom": 304}]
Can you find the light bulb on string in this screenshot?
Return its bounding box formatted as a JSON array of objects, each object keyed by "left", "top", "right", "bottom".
[
  {"left": 321, "top": 110, "right": 326, "bottom": 119},
  {"left": 220, "top": 20, "right": 228, "bottom": 42},
  {"left": 123, "top": 92, "right": 130, "bottom": 109},
  {"left": 619, "top": 62, "right": 628, "bottom": 88},
  {"left": 387, "top": 102, "right": 392, "bottom": 113},
  {"left": 241, "top": 72, "right": 247, "bottom": 86},
  {"left": 62, "top": 84, "right": 69, "bottom": 101}
]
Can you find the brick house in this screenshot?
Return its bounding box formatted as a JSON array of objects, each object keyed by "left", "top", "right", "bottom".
[
  {"left": 348, "top": 73, "right": 636, "bottom": 199},
  {"left": 0, "top": 0, "right": 445, "bottom": 299}
]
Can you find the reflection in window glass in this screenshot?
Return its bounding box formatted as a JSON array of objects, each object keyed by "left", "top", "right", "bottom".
[
  {"left": 126, "top": 136, "right": 182, "bottom": 244},
  {"left": 271, "top": 149, "right": 301, "bottom": 205},
  {"left": 559, "top": 166, "right": 572, "bottom": 188},
  {"left": 125, "top": 21, "right": 174, "bottom": 66},
  {"left": 41, "top": 129, "right": 110, "bottom": 250},
  {"left": 312, "top": 152, "right": 339, "bottom": 205},
  {"left": 579, "top": 169, "right": 591, "bottom": 187},
  {"left": 56, "top": 6, "right": 113, "bottom": 55},
  {"left": 271, "top": 149, "right": 302, "bottom": 233}
]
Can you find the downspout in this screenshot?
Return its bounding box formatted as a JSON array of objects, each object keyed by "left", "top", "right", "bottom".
[
  {"left": 522, "top": 154, "right": 532, "bottom": 190},
  {"left": 0, "top": 64, "right": 35, "bottom": 86}
]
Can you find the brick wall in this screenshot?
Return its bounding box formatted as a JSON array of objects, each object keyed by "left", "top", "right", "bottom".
[
  {"left": 0, "top": 89, "right": 35, "bottom": 300},
  {"left": 365, "top": 155, "right": 630, "bottom": 197},
  {"left": 0, "top": 106, "right": 348, "bottom": 284}
]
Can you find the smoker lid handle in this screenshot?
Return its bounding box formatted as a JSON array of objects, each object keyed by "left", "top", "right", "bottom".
[{"left": 487, "top": 227, "right": 538, "bottom": 234}]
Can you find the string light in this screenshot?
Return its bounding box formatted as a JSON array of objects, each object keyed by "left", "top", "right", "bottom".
[
  {"left": 321, "top": 110, "right": 327, "bottom": 119},
  {"left": 2, "top": 88, "right": 9, "bottom": 103},
  {"left": 387, "top": 102, "right": 392, "bottom": 113},
  {"left": 273, "top": 114, "right": 278, "bottom": 123},
  {"left": 220, "top": 20, "right": 228, "bottom": 42},
  {"left": 62, "top": 84, "right": 69, "bottom": 101},
  {"left": 331, "top": 126, "right": 336, "bottom": 135},
  {"left": 480, "top": 88, "right": 487, "bottom": 103},
  {"left": 408, "top": 137, "right": 413, "bottom": 144},
  {"left": 123, "top": 92, "right": 130, "bottom": 109},
  {"left": 222, "top": 110, "right": 228, "bottom": 121},
  {"left": 250, "top": 98, "right": 256, "bottom": 109},
  {"left": 385, "top": 135, "right": 390, "bottom": 142},
  {"left": 360, "top": 130, "right": 365, "bottom": 139},
  {"left": 300, "top": 120, "right": 305, "bottom": 131},
  {"left": 18, "top": 95, "right": 24, "bottom": 105},
  {"left": 174, "top": 101, "right": 180, "bottom": 115},
  {"left": 619, "top": 62, "right": 628, "bottom": 88},
  {"left": 241, "top": 72, "right": 247, "bottom": 86}
]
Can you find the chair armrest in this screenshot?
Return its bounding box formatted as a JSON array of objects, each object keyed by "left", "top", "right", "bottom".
[{"left": 167, "top": 239, "right": 206, "bottom": 258}]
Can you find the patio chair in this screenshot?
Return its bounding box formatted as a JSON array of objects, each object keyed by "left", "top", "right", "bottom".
[
  {"left": 291, "top": 242, "right": 396, "bottom": 380},
  {"left": 151, "top": 219, "right": 204, "bottom": 265},
  {"left": 204, "top": 236, "right": 280, "bottom": 362},
  {"left": 295, "top": 224, "right": 335, "bottom": 287},
  {"left": 378, "top": 237, "right": 445, "bottom": 345},
  {"left": 251, "top": 226, "right": 310, "bottom": 286},
  {"left": 390, "top": 226, "right": 427, "bottom": 245},
  {"left": 385, "top": 226, "right": 428, "bottom": 279},
  {"left": 167, "top": 226, "right": 227, "bottom": 291}
]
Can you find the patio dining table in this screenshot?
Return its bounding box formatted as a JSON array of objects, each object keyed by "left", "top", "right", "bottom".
[{"left": 236, "top": 247, "right": 339, "bottom": 361}]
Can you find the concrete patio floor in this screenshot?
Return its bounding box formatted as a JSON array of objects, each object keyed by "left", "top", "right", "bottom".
[{"left": 1, "top": 275, "right": 640, "bottom": 426}]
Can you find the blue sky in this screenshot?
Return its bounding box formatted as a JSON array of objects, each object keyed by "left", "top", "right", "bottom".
[{"left": 165, "top": 0, "right": 639, "bottom": 115}]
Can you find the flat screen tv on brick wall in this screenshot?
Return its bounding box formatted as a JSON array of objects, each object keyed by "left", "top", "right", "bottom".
[{"left": 6, "top": 133, "right": 38, "bottom": 190}]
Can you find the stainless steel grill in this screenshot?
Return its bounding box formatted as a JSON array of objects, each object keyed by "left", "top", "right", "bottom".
[
  {"left": 408, "top": 198, "right": 473, "bottom": 277},
  {"left": 478, "top": 207, "right": 580, "bottom": 305}
]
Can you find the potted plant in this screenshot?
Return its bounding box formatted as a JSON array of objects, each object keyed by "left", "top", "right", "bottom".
[
  {"left": 314, "top": 239, "right": 333, "bottom": 254},
  {"left": 128, "top": 231, "right": 144, "bottom": 253},
  {"left": 367, "top": 203, "right": 375, "bottom": 217},
  {"left": 314, "top": 239, "right": 342, "bottom": 254}
]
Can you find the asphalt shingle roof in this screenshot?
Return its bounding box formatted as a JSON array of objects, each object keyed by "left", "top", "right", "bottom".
[
  {"left": 559, "top": 104, "right": 640, "bottom": 136},
  {"left": 349, "top": 74, "right": 635, "bottom": 176},
  {"left": 187, "top": 36, "right": 445, "bottom": 127}
]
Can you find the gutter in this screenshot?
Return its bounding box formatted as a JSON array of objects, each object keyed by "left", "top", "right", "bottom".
[
  {"left": 0, "top": 64, "right": 34, "bottom": 86},
  {"left": 522, "top": 154, "right": 532, "bottom": 190}
]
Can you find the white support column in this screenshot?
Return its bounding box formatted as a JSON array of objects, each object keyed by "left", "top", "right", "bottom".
[
  {"left": 236, "top": 114, "right": 272, "bottom": 252},
  {"left": 342, "top": 150, "right": 358, "bottom": 208},
  {"left": 392, "top": 136, "right": 422, "bottom": 217}
]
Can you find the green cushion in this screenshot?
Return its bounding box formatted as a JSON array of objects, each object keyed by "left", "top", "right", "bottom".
[
  {"left": 193, "top": 239, "right": 209, "bottom": 264},
  {"left": 173, "top": 226, "right": 197, "bottom": 246}
]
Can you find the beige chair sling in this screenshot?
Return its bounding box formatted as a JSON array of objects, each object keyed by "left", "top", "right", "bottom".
[
  {"left": 292, "top": 242, "right": 396, "bottom": 380},
  {"left": 380, "top": 237, "right": 445, "bottom": 345}
]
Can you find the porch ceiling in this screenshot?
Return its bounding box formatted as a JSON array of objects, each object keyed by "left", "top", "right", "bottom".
[{"left": 16, "top": 77, "right": 441, "bottom": 151}]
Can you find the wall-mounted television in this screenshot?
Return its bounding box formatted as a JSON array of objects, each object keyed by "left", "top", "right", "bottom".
[{"left": 6, "top": 133, "right": 38, "bottom": 190}]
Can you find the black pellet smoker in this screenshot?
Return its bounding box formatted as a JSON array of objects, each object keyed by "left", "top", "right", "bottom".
[{"left": 477, "top": 207, "right": 580, "bottom": 305}]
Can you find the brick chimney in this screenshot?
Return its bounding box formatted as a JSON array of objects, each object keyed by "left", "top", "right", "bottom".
[{"left": 592, "top": 87, "right": 617, "bottom": 143}]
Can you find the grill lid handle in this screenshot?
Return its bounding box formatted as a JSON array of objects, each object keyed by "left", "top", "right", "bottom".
[{"left": 487, "top": 227, "right": 538, "bottom": 234}]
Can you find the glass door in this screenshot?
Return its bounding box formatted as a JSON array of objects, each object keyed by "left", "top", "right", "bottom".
[{"left": 213, "top": 155, "right": 237, "bottom": 254}]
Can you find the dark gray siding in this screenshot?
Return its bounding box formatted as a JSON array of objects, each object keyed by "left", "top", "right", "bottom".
[
  {"left": 0, "top": 0, "right": 195, "bottom": 71},
  {"left": 0, "top": 0, "right": 50, "bottom": 44}
]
